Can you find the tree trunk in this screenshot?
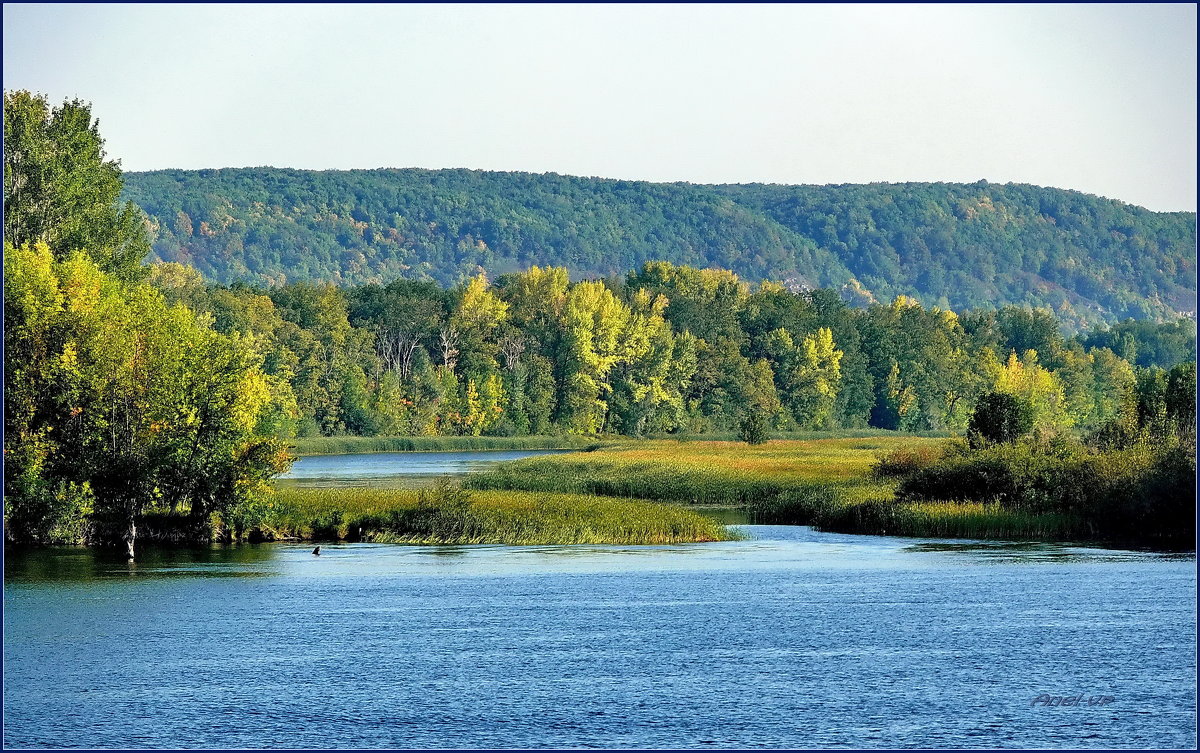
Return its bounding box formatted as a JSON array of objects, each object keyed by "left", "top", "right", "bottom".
[{"left": 123, "top": 516, "right": 136, "bottom": 560}]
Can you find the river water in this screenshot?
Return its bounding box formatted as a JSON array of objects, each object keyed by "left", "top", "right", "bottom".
[
  {"left": 3, "top": 452, "right": 1196, "bottom": 748},
  {"left": 279, "top": 449, "right": 572, "bottom": 487}
]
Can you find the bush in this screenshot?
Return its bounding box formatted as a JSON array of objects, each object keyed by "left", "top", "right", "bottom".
[
  {"left": 738, "top": 411, "right": 770, "bottom": 445},
  {"left": 895, "top": 441, "right": 1193, "bottom": 544},
  {"left": 967, "top": 392, "right": 1034, "bottom": 447}
]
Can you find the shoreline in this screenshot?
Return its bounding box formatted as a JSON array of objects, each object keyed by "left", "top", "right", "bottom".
[
  {"left": 9, "top": 435, "right": 1192, "bottom": 554},
  {"left": 286, "top": 430, "right": 952, "bottom": 456},
  {"left": 6, "top": 522, "right": 1193, "bottom": 555}
]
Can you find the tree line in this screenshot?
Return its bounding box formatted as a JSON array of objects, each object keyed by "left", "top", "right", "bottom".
[{"left": 146, "top": 259, "right": 1196, "bottom": 443}]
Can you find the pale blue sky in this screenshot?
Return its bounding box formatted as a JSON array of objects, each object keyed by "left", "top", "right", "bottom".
[{"left": 4, "top": 3, "right": 1196, "bottom": 211}]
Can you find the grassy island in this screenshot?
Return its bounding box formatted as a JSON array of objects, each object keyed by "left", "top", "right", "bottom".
[
  {"left": 203, "top": 483, "right": 736, "bottom": 545},
  {"left": 464, "top": 433, "right": 1195, "bottom": 547}
]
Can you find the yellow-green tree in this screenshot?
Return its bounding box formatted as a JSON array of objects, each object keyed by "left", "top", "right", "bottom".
[
  {"left": 559, "top": 281, "right": 630, "bottom": 433},
  {"left": 989, "top": 350, "right": 1073, "bottom": 432},
  {"left": 608, "top": 288, "right": 680, "bottom": 435},
  {"left": 3, "top": 242, "right": 291, "bottom": 554},
  {"left": 764, "top": 327, "right": 843, "bottom": 428}
]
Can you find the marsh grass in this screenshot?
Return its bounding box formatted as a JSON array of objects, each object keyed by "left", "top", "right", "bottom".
[
  {"left": 465, "top": 436, "right": 941, "bottom": 506},
  {"left": 819, "top": 499, "right": 1085, "bottom": 540},
  {"left": 464, "top": 436, "right": 1096, "bottom": 542},
  {"left": 253, "top": 483, "right": 736, "bottom": 545},
  {"left": 870, "top": 444, "right": 944, "bottom": 478},
  {"left": 642, "top": 429, "right": 951, "bottom": 443}
]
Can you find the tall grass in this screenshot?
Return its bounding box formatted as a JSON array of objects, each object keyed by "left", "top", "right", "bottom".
[
  {"left": 289, "top": 434, "right": 600, "bottom": 456},
  {"left": 465, "top": 437, "right": 942, "bottom": 514},
  {"left": 241, "top": 483, "right": 737, "bottom": 545},
  {"left": 818, "top": 499, "right": 1086, "bottom": 540},
  {"left": 463, "top": 435, "right": 1129, "bottom": 543}
]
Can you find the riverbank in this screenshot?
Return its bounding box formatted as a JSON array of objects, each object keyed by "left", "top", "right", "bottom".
[
  {"left": 26, "top": 434, "right": 1188, "bottom": 551},
  {"left": 463, "top": 436, "right": 1166, "bottom": 545}
]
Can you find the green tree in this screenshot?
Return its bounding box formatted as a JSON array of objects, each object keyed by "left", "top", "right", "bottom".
[
  {"left": 738, "top": 411, "right": 770, "bottom": 445},
  {"left": 967, "top": 391, "right": 1035, "bottom": 447},
  {"left": 1165, "top": 362, "right": 1196, "bottom": 439},
  {"left": 3, "top": 90, "right": 149, "bottom": 279}
]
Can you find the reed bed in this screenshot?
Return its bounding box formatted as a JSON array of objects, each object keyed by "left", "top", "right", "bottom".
[
  {"left": 252, "top": 484, "right": 736, "bottom": 545},
  {"left": 465, "top": 436, "right": 943, "bottom": 508},
  {"left": 463, "top": 435, "right": 1099, "bottom": 542},
  {"left": 642, "top": 429, "right": 952, "bottom": 442},
  {"left": 818, "top": 499, "right": 1086, "bottom": 540}
]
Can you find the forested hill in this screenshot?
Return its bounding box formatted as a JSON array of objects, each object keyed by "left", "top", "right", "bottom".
[{"left": 122, "top": 168, "right": 1197, "bottom": 326}]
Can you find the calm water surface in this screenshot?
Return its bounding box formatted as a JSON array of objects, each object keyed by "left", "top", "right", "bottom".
[
  {"left": 280, "top": 450, "right": 571, "bottom": 487},
  {"left": 4, "top": 527, "right": 1195, "bottom": 749}
]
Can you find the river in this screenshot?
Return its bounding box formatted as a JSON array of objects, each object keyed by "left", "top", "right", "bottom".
[
  {"left": 3, "top": 452, "right": 1196, "bottom": 748},
  {"left": 278, "top": 449, "right": 573, "bottom": 487}
]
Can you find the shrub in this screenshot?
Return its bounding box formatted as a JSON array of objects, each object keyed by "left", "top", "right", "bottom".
[
  {"left": 967, "top": 392, "right": 1035, "bottom": 447},
  {"left": 738, "top": 411, "right": 770, "bottom": 445},
  {"left": 895, "top": 441, "right": 1193, "bottom": 544}
]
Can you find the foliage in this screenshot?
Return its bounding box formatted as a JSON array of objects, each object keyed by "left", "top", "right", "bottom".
[
  {"left": 122, "top": 168, "right": 1196, "bottom": 324},
  {"left": 3, "top": 242, "right": 292, "bottom": 549},
  {"left": 892, "top": 367, "right": 1196, "bottom": 546},
  {"left": 893, "top": 442, "right": 1193, "bottom": 545},
  {"left": 4, "top": 90, "right": 149, "bottom": 279},
  {"left": 738, "top": 411, "right": 771, "bottom": 445},
  {"left": 1079, "top": 318, "right": 1197, "bottom": 368},
  {"left": 7, "top": 90, "right": 1194, "bottom": 550},
  {"left": 129, "top": 259, "right": 1184, "bottom": 459},
  {"left": 967, "top": 392, "right": 1035, "bottom": 447},
  {"left": 988, "top": 350, "right": 1072, "bottom": 432}
]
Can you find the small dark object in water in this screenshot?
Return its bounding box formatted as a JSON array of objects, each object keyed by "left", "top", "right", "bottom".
[{"left": 312, "top": 546, "right": 321, "bottom": 556}]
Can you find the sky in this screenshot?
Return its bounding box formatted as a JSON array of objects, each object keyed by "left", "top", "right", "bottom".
[{"left": 3, "top": 3, "right": 1196, "bottom": 212}]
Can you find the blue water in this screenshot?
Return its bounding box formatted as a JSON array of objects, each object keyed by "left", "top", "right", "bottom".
[
  {"left": 280, "top": 450, "right": 570, "bottom": 486},
  {"left": 4, "top": 527, "right": 1195, "bottom": 749}
]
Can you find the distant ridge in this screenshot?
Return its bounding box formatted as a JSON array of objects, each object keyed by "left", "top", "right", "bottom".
[{"left": 122, "top": 167, "right": 1197, "bottom": 326}]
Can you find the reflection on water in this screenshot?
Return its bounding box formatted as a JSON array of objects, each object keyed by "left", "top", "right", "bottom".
[
  {"left": 4, "top": 543, "right": 281, "bottom": 582},
  {"left": 904, "top": 540, "right": 1195, "bottom": 564},
  {"left": 5, "top": 527, "right": 1196, "bottom": 749}
]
